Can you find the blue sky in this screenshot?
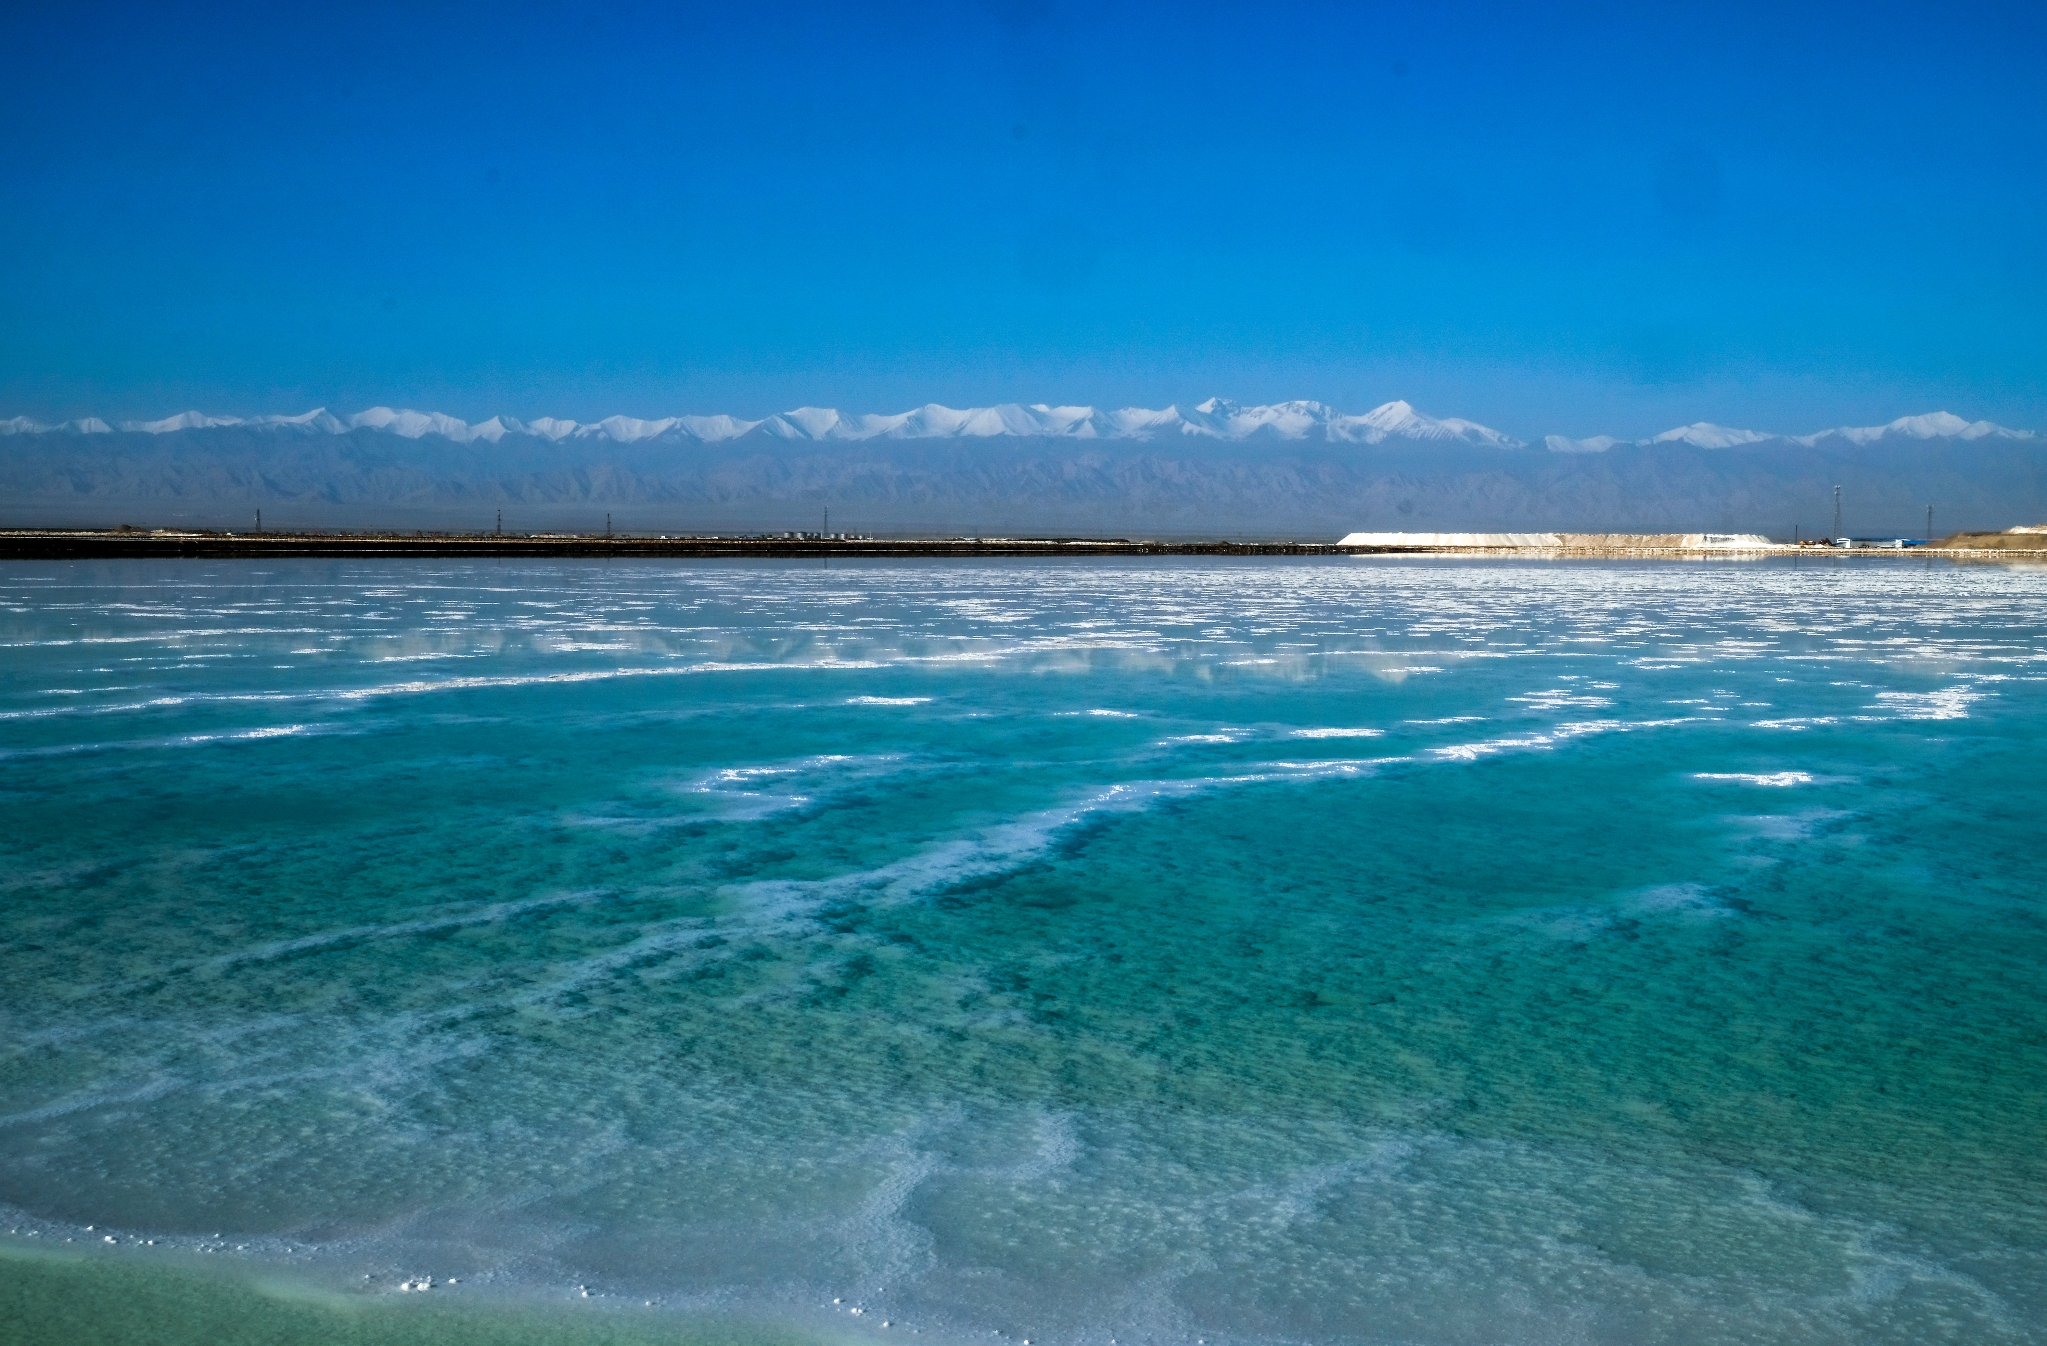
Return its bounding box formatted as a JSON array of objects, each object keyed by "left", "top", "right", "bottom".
[{"left": 3, "top": 0, "right": 2044, "bottom": 438}]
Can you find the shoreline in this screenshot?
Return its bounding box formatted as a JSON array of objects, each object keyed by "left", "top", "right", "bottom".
[
  {"left": 2, "top": 528, "right": 2039, "bottom": 561},
  {"left": 0, "top": 1241, "right": 810, "bottom": 1346}
]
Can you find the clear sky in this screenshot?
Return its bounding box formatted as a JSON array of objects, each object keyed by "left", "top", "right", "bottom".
[{"left": 4, "top": 0, "right": 2044, "bottom": 439}]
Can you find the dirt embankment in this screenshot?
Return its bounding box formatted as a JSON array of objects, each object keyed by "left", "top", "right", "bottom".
[{"left": 1937, "top": 531, "right": 2047, "bottom": 550}]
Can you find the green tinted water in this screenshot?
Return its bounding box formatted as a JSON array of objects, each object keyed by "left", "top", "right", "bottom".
[{"left": 2, "top": 557, "right": 2043, "bottom": 1344}]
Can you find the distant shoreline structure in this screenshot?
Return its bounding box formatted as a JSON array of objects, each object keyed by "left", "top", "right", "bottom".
[
  {"left": 4, "top": 527, "right": 2044, "bottom": 561},
  {"left": 1337, "top": 531, "right": 1783, "bottom": 549}
]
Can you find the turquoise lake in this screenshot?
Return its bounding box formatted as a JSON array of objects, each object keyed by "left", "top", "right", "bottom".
[{"left": 2, "top": 556, "right": 2043, "bottom": 1345}]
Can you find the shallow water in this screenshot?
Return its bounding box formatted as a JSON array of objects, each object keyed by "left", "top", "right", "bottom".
[{"left": 2, "top": 556, "right": 2044, "bottom": 1345}]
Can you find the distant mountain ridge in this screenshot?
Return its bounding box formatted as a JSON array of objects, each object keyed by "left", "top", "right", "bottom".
[
  {"left": 1, "top": 399, "right": 1524, "bottom": 448},
  {"left": 1545, "top": 410, "right": 2035, "bottom": 453},
  {"left": 4, "top": 400, "right": 2033, "bottom": 451},
  {"left": 2, "top": 399, "right": 2040, "bottom": 537}
]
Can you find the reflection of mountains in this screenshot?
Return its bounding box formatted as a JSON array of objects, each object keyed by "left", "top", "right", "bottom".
[{"left": 5, "top": 422, "right": 2043, "bottom": 537}]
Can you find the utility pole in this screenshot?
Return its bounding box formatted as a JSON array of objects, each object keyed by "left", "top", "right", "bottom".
[
  {"left": 1832, "top": 486, "right": 1842, "bottom": 542},
  {"left": 495, "top": 509, "right": 502, "bottom": 537},
  {"left": 606, "top": 512, "right": 612, "bottom": 539}
]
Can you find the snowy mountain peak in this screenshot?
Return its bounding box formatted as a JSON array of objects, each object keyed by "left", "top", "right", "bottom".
[
  {"left": 1544, "top": 434, "right": 1625, "bottom": 454},
  {"left": 346, "top": 407, "right": 479, "bottom": 440},
  {"left": 1333, "top": 400, "right": 1523, "bottom": 448},
  {"left": 1796, "top": 411, "right": 2036, "bottom": 446},
  {"left": 6, "top": 415, "right": 117, "bottom": 435},
  {"left": 1649, "top": 423, "right": 1775, "bottom": 450},
  {"left": 1357, "top": 399, "right": 1418, "bottom": 429},
  {"left": 121, "top": 410, "right": 244, "bottom": 433},
  {"left": 1535, "top": 410, "right": 2038, "bottom": 453},
  {"left": 514, "top": 417, "right": 580, "bottom": 441}
]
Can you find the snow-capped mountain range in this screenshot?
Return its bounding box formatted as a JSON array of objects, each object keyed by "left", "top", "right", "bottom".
[
  {"left": 1543, "top": 410, "right": 2035, "bottom": 452},
  {"left": 4, "top": 401, "right": 2034, "bottom": 450},
  {"left": 0, "top": 399, "right": 1522, "bottom": 447},
  {"left": 0, "top": 401, "right": 2035, "bottom": 450},
  {"left": 6, "top": 396, "right": 2045, "bottom": 538}
]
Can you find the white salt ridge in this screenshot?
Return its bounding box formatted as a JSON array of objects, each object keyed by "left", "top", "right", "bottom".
[
  {"left": 208, "top": 890, "right": 601, "bottom": 970},
  {"left": 0, "top": 722, "right": 341, "bottom": 762},
  {"left": 1694, "top": 771, "right": 1816, "bottom": 787},
  {"left": 1426, "top": 716, "right": 1701, "bottom": 764},
  {"left": 681, "top": 764, "right": 815, "bottom": 820},
  {"left": 0, "top": 658, "right": 895, "bottom": 723},
  {"left": 1510, "top": 689, "right": 1616, "bottom": 710},
  {"left": 720, "top": 755, "right": 1410, "bottom": 928}
]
